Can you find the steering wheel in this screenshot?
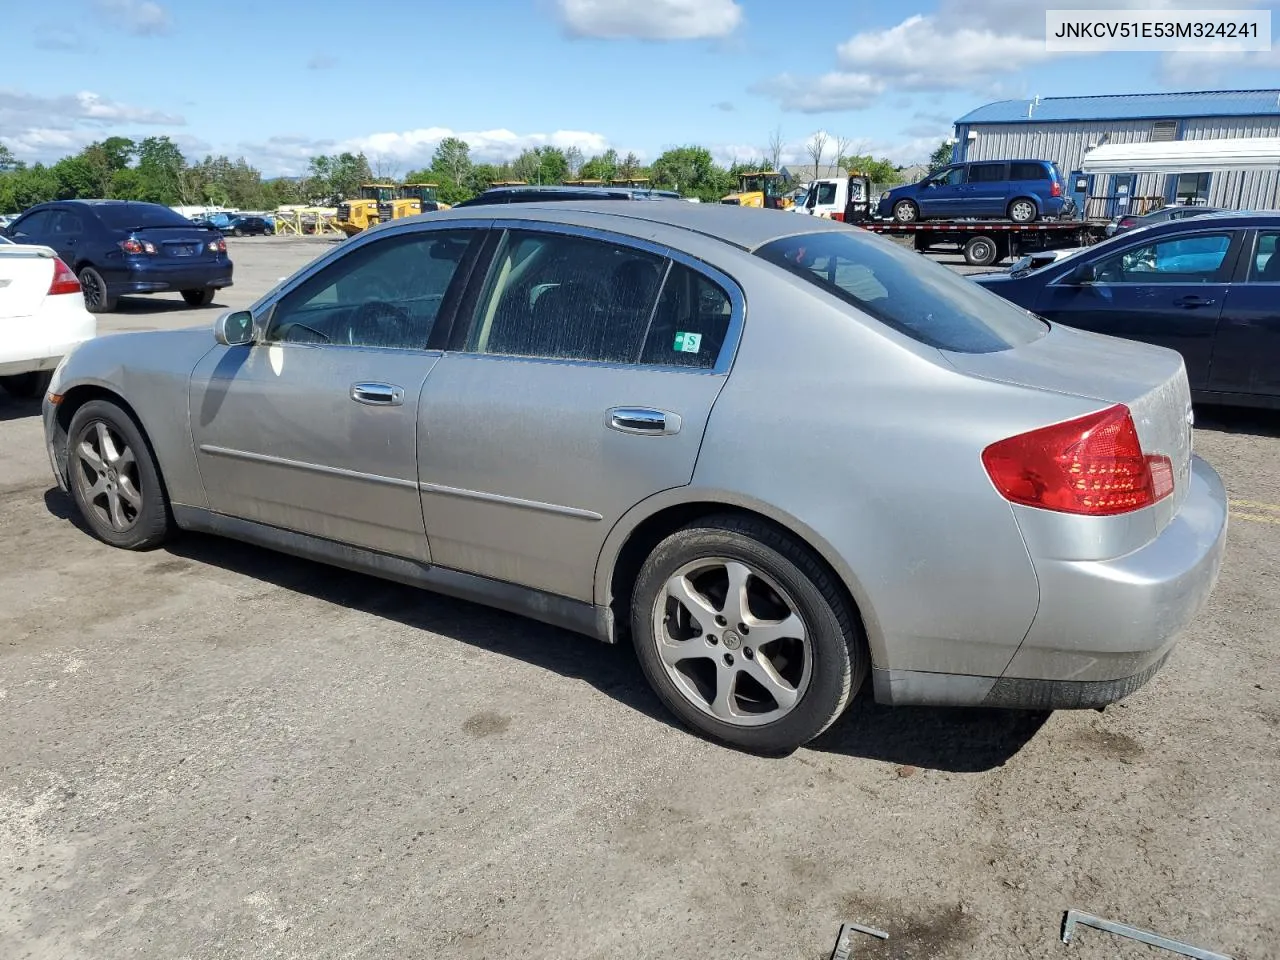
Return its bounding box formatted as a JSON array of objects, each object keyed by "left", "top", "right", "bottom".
[{"left": 350, "top": 299, "right": 413, "bottom": 347}]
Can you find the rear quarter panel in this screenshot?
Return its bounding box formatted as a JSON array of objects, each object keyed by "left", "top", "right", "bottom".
[{"left": 678, "top": 248, "right": 1103, "bottom": 678}]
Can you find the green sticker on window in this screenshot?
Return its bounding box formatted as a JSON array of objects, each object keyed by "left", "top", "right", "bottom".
[{"left": 674, "top": 331, "right": 702, "bottom": 353}]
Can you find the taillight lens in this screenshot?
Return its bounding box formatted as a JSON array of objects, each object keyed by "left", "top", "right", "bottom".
[
  {"left": 1050, "top": 180, "right": 1062, "bottom": 197},
  {"left": 982, "top": 404, "right": 1174, "bottom": 516},
  {"left": 208, "top": 237, "right": 226, "bottom": 253},
  {"left": 119, "top": 238, "right": 156, "bottom": 254},
  {"left": 48, "top": 258, "right": 81, "bottom": 296}
]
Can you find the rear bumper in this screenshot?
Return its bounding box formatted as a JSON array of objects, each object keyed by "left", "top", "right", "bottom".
[
  {"left": 874, "top": 455, "right": 1228, "bottom": 709},
  {"left": 0, "top": 303, "right": 96, "bottom": 376},
  {"left": 112, "top": 262, "right": 233, "bottom": 295}
]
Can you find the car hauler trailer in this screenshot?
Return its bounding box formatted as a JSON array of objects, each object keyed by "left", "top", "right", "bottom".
[{"left": 855, "top": 219, "right": 1111, "bottom": 266}]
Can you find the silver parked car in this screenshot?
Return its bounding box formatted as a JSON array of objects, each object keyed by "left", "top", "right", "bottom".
[{"left": 41, "top": 202, "right": 1227, "bottom": 753}]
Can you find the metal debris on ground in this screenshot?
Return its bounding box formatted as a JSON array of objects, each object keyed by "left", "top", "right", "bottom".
[
  {"left": 830, "top": 920, "right": 890, "bottom": 960},
  {"left": 1061, "top": 910, "right": 1233, "bottom": 960}
]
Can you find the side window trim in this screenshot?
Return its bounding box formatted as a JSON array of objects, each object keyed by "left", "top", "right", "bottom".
[
  {"left": 246, "top": 217, "right": 496, "bottom": 339},
  {"left": 450, "top": 219, "right": 746, "bottom": 375}
]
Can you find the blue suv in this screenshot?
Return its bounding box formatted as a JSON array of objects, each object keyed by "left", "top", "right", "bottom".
[{"left": 878, "top": 159, "right": 1073, "bottom": 224}]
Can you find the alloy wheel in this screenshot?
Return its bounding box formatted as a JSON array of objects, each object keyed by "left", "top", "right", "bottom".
[
  {"left": 80, "top": 271, "right": 103, "bottom": 310},
  {"left": 1011, "top": 200, "right": 1036, "bottom": 222},
  {"left": 74, "top": 420, "right": 143, "bottom": 532},
  {"left": 651, "top": 557, "right": 813, "bottom": 727}
]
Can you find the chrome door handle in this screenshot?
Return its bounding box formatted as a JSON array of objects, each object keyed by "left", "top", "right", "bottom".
[
  {"left": 606, "top": 407, "right": 682, "bottom": 436},
  {"left": 350, "top": 382, "right": 405, "bottom": 406}
]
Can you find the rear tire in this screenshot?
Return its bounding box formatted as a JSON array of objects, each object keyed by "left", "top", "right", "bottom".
[
  {"left": 963, "top": 235, "right": 1000, "bottom": 267},
  {"left": 182, "top": 288, "right": 215, "bottom": 307},
  {"left": 0, "top": 370, "right": 53, "bottom": 399},
  {"left": 631, "top": 514, "right": 867, "bottom": 754},
  {"left": 78, "top": 266, "right": 117, "bottom": 313},
  {"left": 66, "top": 399, "right": 174, "bottom": 550},
  {"left": 1008, "top": 198, "right": 1038, "bottom": 223},
  {"left": 893, "top": 199, "right": 920, "bottom": 223}
]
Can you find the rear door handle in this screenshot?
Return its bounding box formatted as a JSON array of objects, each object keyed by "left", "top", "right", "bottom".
[
  {"left": 606, "top": 407, "right": 682, "bottom": 436},
  {"left": 1173, "top": 296, "right": 1215, "bottom": 308},
  {"left": 350, "top": 382, "right": 405, "bottom": 406}
]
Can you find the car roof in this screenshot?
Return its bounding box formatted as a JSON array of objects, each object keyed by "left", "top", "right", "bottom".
[{"left": 417, "top": 199, "right": 849, "bottom": 251}]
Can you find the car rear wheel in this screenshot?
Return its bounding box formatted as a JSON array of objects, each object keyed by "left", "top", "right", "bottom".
[
  {"left": 631, "top": 515, "right": 866, "bottom": 753},
  {"left": 181, "top": 288, "right": 215, "bottom": 306},
  {"left": 893, "top": 199, "right": 919, "bottom": 223},
  {"left": 0, "top": 370, "right": 54, "bottom": 399},
  {"left": 67, "top": 399, "right": 174, "bottom": 550},
  {"left": 78, "top": 267, "right": 118, "bottom": 313},
  {"left": 1008, "top": 199, "right": 1038, "bottom": 223},
  {"left": 232, "top": 227, "right": 243, "bottom": 237}
]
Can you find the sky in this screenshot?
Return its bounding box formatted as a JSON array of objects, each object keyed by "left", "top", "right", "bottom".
[{"left": 3, "top": 0, "right": 1279, "bottom": 176}]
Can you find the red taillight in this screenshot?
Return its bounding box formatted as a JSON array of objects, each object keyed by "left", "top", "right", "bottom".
[
  {"left": 1050, "top": 180, "right": 1062, "bottom": 197},
  {"left": 119, "top": 238, "right": 156, "bottom": 255},
  {"left": 48, "top": 258, "right": 81, "bottom": 296},
  {"left": 208, "top": 237, "right": 226, "bottom": 253},
  {"left": 982, "top": 404, "right": 1173, "bottom": 517},
  {"left": 1119, "top": 217, "right": 1137, "bottom": 227}
]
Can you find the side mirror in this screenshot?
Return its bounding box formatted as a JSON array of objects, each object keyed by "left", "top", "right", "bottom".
[
  {"left": 214, "top": 309, "right": 254, "bottom": 346},
  {"left": 1071, "top": 263, "right": 1098, "bottom": 284}
]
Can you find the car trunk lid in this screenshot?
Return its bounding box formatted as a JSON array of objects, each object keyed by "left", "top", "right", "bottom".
[
  {"left": 0, "top": 246, "right": 54, "bottom": 320},
  {"left": 135, "top": 225, "right": 220, "bottom": 261},
  {"left": 943, "top": 322, "right": 1194, "bottom": 528}
]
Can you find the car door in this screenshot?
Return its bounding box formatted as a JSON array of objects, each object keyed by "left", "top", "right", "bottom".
[
  {"left": 416, "top": 224, "right": 740, "bottom": 602},
  {"left": 1207, "top": 228, "right": 1280, "bottom": 400},
  {"left": 963, "top": 162, "right": 1009, "bottom": 217},
  {"left": 6, "top": 209, "right": 56, "bottom": 246},
  {"left": 1034, "top": 228, "right": 1241, "bottom": 390},
  {"left": 188, "top": 226, "right": 484, "bottom": 561},
  {"left": 917, "top": 166, "right": 966, "bottom": 218}
]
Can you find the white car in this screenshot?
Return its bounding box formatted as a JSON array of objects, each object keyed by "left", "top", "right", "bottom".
[{"left": 0, "top": 243, "right": 97, "bottom": 399}]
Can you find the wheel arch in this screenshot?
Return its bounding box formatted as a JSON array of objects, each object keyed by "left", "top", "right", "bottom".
[
  {"left": 52, "top": 383, "right": 173, "bottom": 507},
  {"left": 595, "top": 488, "right": 882, "bottom": 662}
]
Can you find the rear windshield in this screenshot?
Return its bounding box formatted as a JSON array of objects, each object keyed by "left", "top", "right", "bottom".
[
  {"left": 755, "top": 231, "right": 1048, "bottom": 353},
  {"left": 94, "top": 203, "right": 195, "bottom": 229}
]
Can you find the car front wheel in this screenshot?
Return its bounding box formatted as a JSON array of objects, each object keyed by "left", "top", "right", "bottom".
[
  {"left": 631, "top": 515, "right": 866, "bottom": 753},
  {"left": 66, "top": 399, "right": 174, "bottom": 550},
  {"left": 893, "top": 199, "right": 919, "bottom": 223}
]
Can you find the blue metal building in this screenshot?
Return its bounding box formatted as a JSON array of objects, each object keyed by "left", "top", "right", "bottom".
[{"left": 953, "top": 89, "right": 1280, "bottom": 218}]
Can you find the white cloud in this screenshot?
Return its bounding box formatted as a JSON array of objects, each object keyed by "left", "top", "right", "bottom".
[
  {"left": 240, "top": 127, "right": 616, "bottom": 177},
  {"left": 0, "top": 89, "right": 184, "bottom": 159},
  {"left": 93, "top": 0, "right": 172, "bottom": 36},
  {"left": 752, "top": 71, "right": 884, "bottom": 113},
  {"left": 557, "top": 0, "right": 742, "bottom": 40}
]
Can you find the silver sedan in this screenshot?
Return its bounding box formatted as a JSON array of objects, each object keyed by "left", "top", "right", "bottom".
[{"left": 41, "top": 202, "right": 1228, "bottom": 753}]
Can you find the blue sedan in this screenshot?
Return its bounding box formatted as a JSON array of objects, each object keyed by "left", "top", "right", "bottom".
[{"left": 973, "top": 212, "right": 1280, "bottom": 409}]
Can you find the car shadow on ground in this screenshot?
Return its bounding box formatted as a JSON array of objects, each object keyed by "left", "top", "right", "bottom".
[
  {"left": 42, "top": 488, "right": 1047, "bottom": 771},
  {"left": 0, "top": 396, "right": 42, "bottom": 423},
  {"left": 1194, "top": 404, "right": 1280, "bottom": 438},
  {"left": 110, "top": 297, "right": 229, "bottom": 315}
]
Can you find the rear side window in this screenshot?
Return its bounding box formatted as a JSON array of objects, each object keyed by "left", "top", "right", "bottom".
[
  {"left": 755, "top": 231, "right": 1047, "bottom": 353},
  {"left": 967, "top": 163, "right": 1007, "bottom": 183},
  {"left": 640, "top": 263, "right": 732, "bottom": 368},
  {"left": 95, "top": 203, "right": 193, "bottom": 229},
  {"left": 1248, "top": 232, "right": 1279, "bottom": 281},
  {"left": 1010, "top": 162, "right": 1048, "bottom": 181}
]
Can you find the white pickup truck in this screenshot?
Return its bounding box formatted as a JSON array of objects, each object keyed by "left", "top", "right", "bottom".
[
  {"left": 0, "top": 240, "right": 97, "bottom": 399},
  {"left": 793, "top": 175, "right": 873, "bottom": 222}
]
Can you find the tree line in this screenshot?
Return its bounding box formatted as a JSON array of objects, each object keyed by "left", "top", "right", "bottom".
[{"left": 0, "top": 135, "right": 955, "bottom": 214}]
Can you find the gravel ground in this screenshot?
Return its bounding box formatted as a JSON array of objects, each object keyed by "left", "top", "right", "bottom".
[{"left": 1, "top": 236, "right": 1276, "bottom": 960}]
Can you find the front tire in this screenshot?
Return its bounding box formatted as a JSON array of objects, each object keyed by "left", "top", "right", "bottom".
[
  {"left": 66, "top": 399, "right": 174, "bottom": 550},
  {"left": 78, "top": 266, "right": 118, "bottom": 313},
  {"left": 182, "top": 288, "right": 215, "bottom": 306},
  {"left": 893, "top": 199, "right": 919, "bottom": 223},
  {"left": 0, "top": 370, "right": 53, "bottom": 399},
  {"left": 631, "top": 515, "right": 867, "bottom": 753}
]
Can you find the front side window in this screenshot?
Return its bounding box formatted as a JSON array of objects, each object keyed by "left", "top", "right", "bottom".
[
  {"left": 1095, "top": 232, "right": 1233, "bottom": 284},
  {"left": 927, "top": 167, "right": 964, "bottom": 188},
  {"left": 967, "top": 163, "right": 1007, "bottom": 183},
  {"left": 816, "top": 182, "right": 838, "bottom": 205},
  {"left": 267, "top": 229, "right": 476, "bottom": 349},
  {"left": 1249, "top": 231, "right": 1280, "bottom": 282},
  {"left": 469, "top": 230, "right": 667, "bottom": 363},
  {"left": 756, "top": 231, "right": 1047, "bottom": 353},
  {"left": 12, "top": 210, "right": 54, "bottom": 236}
]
